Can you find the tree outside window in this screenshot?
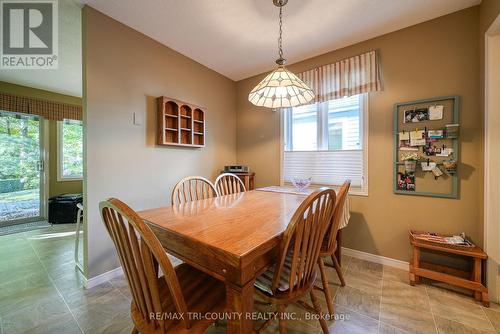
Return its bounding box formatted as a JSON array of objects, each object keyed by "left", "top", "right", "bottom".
[{"left": 58, "top": 120, "right": 83, "bottom": 180}]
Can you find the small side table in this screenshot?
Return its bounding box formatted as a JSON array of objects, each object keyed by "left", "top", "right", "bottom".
[
  {"left": 409, "top": 231, "right": 489, "bottom": 307},
  {"left": 226, "top": 172, "right": 255, "bottom": 191}
]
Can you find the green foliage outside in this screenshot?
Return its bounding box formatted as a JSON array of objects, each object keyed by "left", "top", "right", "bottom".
[
  {"left": 0, "top": 113, "right": 40, "bottom": 193},
  {"left": 62, "top": 121, "right": 83, "bottom": 178},
  {"left": 0, "top": 113, "right": 83, "bottom": 194}
]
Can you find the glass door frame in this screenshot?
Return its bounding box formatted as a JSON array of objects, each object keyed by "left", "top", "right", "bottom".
[{"left": 0, "top": 111, "right": 48, "bottom": 227}]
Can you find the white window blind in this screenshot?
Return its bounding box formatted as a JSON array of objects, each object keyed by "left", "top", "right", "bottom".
[
  {"left": 283, "top": 94, "right": 368, "bottom": 194},
  {"left": 284, "top": 150, "right": 365, "bottom": 188}
]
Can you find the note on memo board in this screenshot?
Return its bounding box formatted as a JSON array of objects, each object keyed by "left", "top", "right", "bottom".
[{"left": 429, "top": 105, "right": 444, "bottom": 120}]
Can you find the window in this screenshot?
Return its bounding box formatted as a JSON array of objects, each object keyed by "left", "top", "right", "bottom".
[
  {"left": 283, "top": 94, "right": 368, "bottom": 195},
  {"left": 290, "top": 103, "right": 317, "bottom": 150},
  {"left": 328, "top": 123, "right": 343, "bottom": 150},
  {"left": 57, "top": 120, "right": 83, "bottom": 180}
]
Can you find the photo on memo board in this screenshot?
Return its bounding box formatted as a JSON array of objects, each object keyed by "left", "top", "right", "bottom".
[
  {"left": 397, "top": 172, "right": 415, "bottom": 191},
  {"left": 404, "top": 108, "right": 429, "bottom": 123}
]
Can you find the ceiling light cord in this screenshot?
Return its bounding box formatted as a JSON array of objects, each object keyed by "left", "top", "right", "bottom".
[{"left": 277, "top": 4, "right": 285, "bottom": 65}]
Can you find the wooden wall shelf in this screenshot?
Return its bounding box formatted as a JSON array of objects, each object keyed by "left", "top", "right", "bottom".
[{"left": 157, "top": 96, "right": 205, "bottom": 148}]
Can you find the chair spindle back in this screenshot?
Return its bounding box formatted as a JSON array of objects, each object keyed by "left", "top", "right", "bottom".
[
  {"left": 171, "top": 176, "right": 217, "bottom": 205},
  {"left": 214, "top": 173, "right": 246, "bottom": 196},
  {"left": 271, "top": 188, "right": 336, "bottom": 296},
  {"left": 100, "top": 198, "right": 190, "bottom": 332},
  {"left": 322, "top": 180, "right": 351, "bottom": 254}
]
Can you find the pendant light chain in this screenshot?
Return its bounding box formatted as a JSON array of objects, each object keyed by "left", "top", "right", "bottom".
[{"left": 276, "top": 3, "right": 285, "bottom": 65}]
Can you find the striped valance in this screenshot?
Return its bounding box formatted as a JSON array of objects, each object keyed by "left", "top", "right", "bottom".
[
  {"left": 298, "top": 50, "right": 382, "bottom": 102},
  {"left": 0, "top": 92, "right": 82, "bottom": 121}
]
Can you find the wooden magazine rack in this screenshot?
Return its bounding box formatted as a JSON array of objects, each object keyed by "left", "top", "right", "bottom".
[{"left": 409, "top": 231, "right": 489, "bottom": 307}]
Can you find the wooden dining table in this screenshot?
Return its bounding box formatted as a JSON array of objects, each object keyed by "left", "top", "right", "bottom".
[
  {"left": 138, "top": 190, "right": 307, "bottom": 333},
  {"left": 138, "top": 186, "right": 350, "bottom": 333}
]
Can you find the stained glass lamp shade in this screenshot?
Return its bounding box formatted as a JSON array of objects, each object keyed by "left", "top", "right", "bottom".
[{"left": 248, "top": 66, "right": 315, "bottom": 108}]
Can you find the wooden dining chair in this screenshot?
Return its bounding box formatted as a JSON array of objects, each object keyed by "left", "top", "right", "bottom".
[
  {"left": 100, "top": 198, "right": 226, "bottom": 334},
  {"left": 214, "top": 173, "right": 246, "bottom": 196},
  {"left": 254, "top": 188, "right": 336, "bottom": 334},
  {"left": 171, "top": 176, "right": 217, "bottom": 205},
  {"left": 317, "top": 180, "right": 351, "bottom": 316}
]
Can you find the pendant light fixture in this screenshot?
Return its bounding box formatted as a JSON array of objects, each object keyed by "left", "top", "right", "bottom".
[{"left": 248, "top": 0, "right": 314, "bottom": 109}]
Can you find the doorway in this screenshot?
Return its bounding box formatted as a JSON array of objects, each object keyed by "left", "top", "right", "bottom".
[
  {"left": 485, "top": 14, "right": 500, "bottom": 303},
  {"left": 0, "top": 111, "right": 46, "bottom": 227}
]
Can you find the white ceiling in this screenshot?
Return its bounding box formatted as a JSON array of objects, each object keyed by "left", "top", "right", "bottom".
[
  {"left": 0, "top": 0, "right": 82, "bottom": 97},
  {"left": 0, "top": 0, "right": 480, "bottom": 97},
  {"left": 82, "top": 0, "right": 480, "bottom": 81}
]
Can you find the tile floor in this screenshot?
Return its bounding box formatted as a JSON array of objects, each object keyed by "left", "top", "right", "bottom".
[{"left": 1, "top": 224, "right": 499, "bottom": 334}]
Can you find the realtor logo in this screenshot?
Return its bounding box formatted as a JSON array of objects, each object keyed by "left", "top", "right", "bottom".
[{"left": 1, "top": 0, "right": 58, "bottom": 69}]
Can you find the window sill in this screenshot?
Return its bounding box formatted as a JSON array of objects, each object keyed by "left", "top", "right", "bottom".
[
  {"left": 57, "top": 177, "right": 83, "bottom": 182},
  {"left": 284, "top": 182, "right": 368, "bottom": 197},
  {"left": 323, "top": 187, "right": 368, "bottom": 197},
  {"left": 347, "top": 189, "right": 368, "bottom": 197}
]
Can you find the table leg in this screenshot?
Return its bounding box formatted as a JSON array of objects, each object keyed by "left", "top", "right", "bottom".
[
  {"left": 226, "top": 279, "right": 255, "bottom": 334},
  {"left": 482, "top": 291, "right": 490, "bottom": 307},
  {"left": 482, "top": 259, "right": 490, "bottom": 307},
  {"left": 335, "top": 230, "right": 342, "bottom": 266},
  {"left": 473, "top": 258, "right": 482, "bottom": 301},
  {"left": 244, "top": 176, "right": 250, "bottom": 191},
  {"left": 410, "top": 246, "right": 420, "bottom": 285}
]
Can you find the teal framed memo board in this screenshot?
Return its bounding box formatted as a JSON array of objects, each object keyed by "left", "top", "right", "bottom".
[{"left": 393, "top": 96, "right": 460, "bottom": 199}]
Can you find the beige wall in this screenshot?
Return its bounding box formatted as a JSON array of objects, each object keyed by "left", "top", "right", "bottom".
[
  {"left": 236, "top": 8, "right": 481, "bottom": 262},
  {"left": 83, "top": 7, "right": 237, "bottom": 278},
  {"left": 0, "top": 81, "right": 83, "bottom": 197}
]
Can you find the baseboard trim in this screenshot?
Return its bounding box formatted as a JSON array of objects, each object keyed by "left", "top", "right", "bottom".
[
  {"left": 342, "top": 247, "right": 409, "bottom": 270},
  {"left": 83, "top": 249, "right": 406, "bottom": 289},
  {"left": 84, "top": 266, "right": 123, "bottom": 289}
]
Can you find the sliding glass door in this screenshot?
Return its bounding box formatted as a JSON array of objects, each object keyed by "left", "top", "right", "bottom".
[{"left": 0, "top": 111, "right": 44, "bottom": 226}]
